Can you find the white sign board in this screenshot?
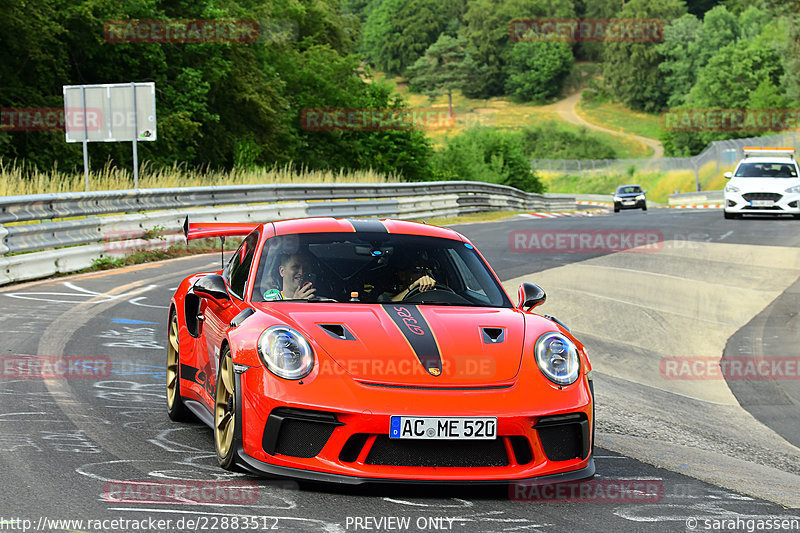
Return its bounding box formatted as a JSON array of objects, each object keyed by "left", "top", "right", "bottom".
[{"left": 63, "top": 82, "right": 156, "bottom": 143}]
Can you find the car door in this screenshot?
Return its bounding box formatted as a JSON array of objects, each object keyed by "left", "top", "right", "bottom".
[{"left": 199, "top": 231, "right": 259, "bottom": 403}]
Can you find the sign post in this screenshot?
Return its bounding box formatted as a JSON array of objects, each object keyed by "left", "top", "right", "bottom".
[{"left": 63, "top": 82, "right": 157, "bottom": 190}]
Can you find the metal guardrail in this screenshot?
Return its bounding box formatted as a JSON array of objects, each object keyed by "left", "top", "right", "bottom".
[
  {"left": 532, "top": 132, "right": 800, "bottom": 191},
  {"left": 0, "top": 181, "right": 576, "bottom": 286},
  {"left": 668, "top": 190, "right": 724, "bottom": 205}
]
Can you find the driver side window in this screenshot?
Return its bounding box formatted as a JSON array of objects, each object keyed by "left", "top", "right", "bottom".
[{"left": 227, "top": 231, "right": 259, "bottom": 300}]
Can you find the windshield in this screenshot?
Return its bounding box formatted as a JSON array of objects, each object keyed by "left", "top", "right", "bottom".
[
  {"left": 616, "top": 186, "right": 642, "bottom": 194},
  {"left": 734, "top": 162, "right": 798, "bottom": 178},
  {"left": 251, "top": 232, "right": 512, "bottom": 307}
]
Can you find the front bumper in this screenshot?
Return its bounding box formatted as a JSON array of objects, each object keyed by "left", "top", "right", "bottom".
[
  {"left": 234, "top": 366, "right": 594, "bottom": 483},
  {"left": 614, "top": 198, "right": 646, "bottom": 210},
  {"left": 724, "top": 191, "right": 800, "bottom": 215}
]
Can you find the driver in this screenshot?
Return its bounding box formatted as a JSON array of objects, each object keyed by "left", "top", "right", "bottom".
[
  {"left": 278, "top": 252, "right": 316, "bottom": 300},
  {"left": 391, "top": 266, "right": 435, "bottom": 301}
]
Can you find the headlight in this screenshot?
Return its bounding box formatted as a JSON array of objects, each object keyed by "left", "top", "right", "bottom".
[
  {"left": 725, "top": 184, "right": 740, "bottom": 193},
  {"left": 785, "top": 185, "right": 800, "bottom": 194},
  {"left": 257, "top": 326, "right": 314, "bottom": 380},
  {"left": 535, "top": 332, "right": 580, "bottom": 386},
  {"left": 635, "top": 194, "right": 645, "bottom": 200},
  {"left": 613, "top": 196, "right": 622, "bottom": 202}
]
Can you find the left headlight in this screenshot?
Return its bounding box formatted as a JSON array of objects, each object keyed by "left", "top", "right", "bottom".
[
  {"left": 258, "top": 326, "right": 314, "bottom": 380},
  {"left": 635, "top": 194, "right": 646, "bottom": 200},
  {"left": 534, "top": 332, "right": 580, "bottom": 386},
  {"left": 785, "top": 185, "right": 800, "bottom": 194}
]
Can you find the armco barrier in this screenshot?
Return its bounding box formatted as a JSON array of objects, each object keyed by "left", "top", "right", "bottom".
[
  {"left": 0, "top": 181, "right": 575, "bottom": 286},
  {"left": 668, "top": 190, "right": 724, "bottom": 205}
]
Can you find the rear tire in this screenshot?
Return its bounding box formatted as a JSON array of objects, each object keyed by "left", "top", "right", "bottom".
[{"left": 167, "top": 309, "right": 192, "bottom": 422}]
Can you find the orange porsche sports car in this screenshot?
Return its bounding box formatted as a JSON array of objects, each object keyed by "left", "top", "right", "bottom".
[{"left": 167, "top": 217, "right": 595, "bottom": 483}]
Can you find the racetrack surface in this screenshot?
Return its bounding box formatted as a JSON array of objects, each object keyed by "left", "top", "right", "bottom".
[{"left": 1, "top": 209, "right": 799, "bottom": 532}]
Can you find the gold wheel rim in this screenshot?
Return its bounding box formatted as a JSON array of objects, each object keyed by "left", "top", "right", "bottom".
[
  {"left": 215, "top": 350, "right": 235, "bottom": 458},
  {"left": 166, "top": 313, "right": 179, "bottom": 408}
]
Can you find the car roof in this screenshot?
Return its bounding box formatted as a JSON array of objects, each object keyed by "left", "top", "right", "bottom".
[
  {"left": 617, "top": 184, "right": 642, "bottom": 189},
  {"left": 270, "top": 217, "right": 468, "bottom": 242},
  {"left": 738, "top": 157, "right": 798, "bottom": 165}
]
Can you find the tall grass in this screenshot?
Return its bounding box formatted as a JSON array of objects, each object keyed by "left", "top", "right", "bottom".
[{"left": 0, "top": 159, "right": 399, "bottom": 197}]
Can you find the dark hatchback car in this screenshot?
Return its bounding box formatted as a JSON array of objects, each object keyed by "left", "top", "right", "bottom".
[{"left": 613, "top": 185, "right": 647, "bottom": 212}]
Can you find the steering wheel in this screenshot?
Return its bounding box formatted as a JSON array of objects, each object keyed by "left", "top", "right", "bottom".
[{"left": 403, "top": 282, "right": 456, "bottom": 300}]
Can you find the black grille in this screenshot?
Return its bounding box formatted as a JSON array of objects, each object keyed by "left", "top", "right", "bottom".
[
  {"left": 262, "top": 408, "right": 341, "bottom": 458},
  {"left": 339, "top": 433, "right": 370, "bottom": 463},
  {"left": 365, "top": 436, "right": 508, "bottom": 467},
  {"left": 743, "top": 193, "right": 782, "bottom": 202},
  {"left": 509, "top": 436, "right": 533, "bottom": 465},
  {"left": 535, "top": 413, "right": 590, "bottom": 462},
  {"left": 274, "top": 419, "right": 335, "bottom": 458},
  {"left": 743, "top": 205, "right": 783, "bottom": 210}
]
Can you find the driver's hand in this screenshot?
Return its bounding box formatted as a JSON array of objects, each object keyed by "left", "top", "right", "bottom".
[
  {"left": 410, "top": 275, "right": 435, "bottom": 292},
  {"left": 293, "top": 281, "right": 316, "bottom": 300}
]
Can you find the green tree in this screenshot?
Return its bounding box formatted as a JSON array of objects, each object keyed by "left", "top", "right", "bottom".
[
  {"left": 361, "top": 0, "right": 463, "bottom": 75},
  {"left": 658, "top": 14, "right": 704, "bottom": 108},
  {"left": 433, "top": 128, "right": 544, "bottom": 192},
  {"left": 406, "top": 34, "right": 478, "bottom": 117},
  {"left": 505, "top": 41, "right": 573, "bottom": 102},
  {"left": 462, "top": 0, "right": 576, "bottom": 98},
  {"left": 602, "top": 0, "right": 686, "bottom": 112}
]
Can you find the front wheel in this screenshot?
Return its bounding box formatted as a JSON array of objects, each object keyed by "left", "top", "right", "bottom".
[
  {"left": 723, "top": 210, "right": 736, "bottom": 219},
  {"left": 214, "top": 345, "right": 241, "bottom": 470}
]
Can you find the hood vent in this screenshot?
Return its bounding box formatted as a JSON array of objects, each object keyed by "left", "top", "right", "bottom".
[
  {"left": 481, "top": 327, "right": 505, "bottom": 344},
  {"left": 319, "top": 324, "right": 356, "bottom": 341}
]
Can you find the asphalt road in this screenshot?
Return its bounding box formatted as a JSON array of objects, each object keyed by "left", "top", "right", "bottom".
[{"left": 1, "top": 208, "right": 799, "bottom": 532}]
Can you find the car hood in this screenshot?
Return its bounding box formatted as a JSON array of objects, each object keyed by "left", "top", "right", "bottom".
[
  {"left": 729, "top": 177, "right": 800, "bottom": 193},
  {"left": 254, "top": 303, "right": 526, "bottom": 385},
  {"left": 615, "top": 192, "right": 643, "bottom": 198}
]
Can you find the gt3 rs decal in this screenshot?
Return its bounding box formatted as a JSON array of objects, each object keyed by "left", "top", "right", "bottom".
[
  {"left": 382, "top": 304, "right": 442, "bottom": 376},
  {"left": 181, "top": 363, "right": 215, "bottom": 397}
]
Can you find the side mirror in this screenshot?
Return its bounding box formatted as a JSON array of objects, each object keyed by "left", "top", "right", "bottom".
[
  {"left": 517, "top": 282, "right": 546, "bottom": 311},
  {"left": 193, "top": 274, "right": 230, "bottom": 305},
  {"left": 724, "top": 172, "right": 733, "bottom": 179}
]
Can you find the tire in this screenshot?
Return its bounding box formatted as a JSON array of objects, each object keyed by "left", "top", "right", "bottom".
[
  {"left": 642, "top": 204, "right": 647, "bottom": 211},
  {"left": 723, "top": 211, "right": 735, "bottom": 220},
  {"left": 166, "top": 308, "right": 192, "bottom": 422},
  {"left": 214, "top": 345, "right": 241, "bottom": 470},
  {"left": 613, "top": 204, "right": 620, "bottom": 213}
]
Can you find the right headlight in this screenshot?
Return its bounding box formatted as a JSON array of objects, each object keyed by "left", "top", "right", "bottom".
[
  {"left": 257, "top": 326, "right": 314, "bottom": 380},
  {"left": 613, "top": 196, "right": 622, "bottom": 202},
  {"left": 534, "top": 332, "right": 580, "bottom": 386},
  {"left": 724, "top": 184, "right": 740, "bottom": 193}
]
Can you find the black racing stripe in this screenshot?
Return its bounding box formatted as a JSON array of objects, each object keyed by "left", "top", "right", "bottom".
[
  {"left": 382, "top": 304, "right": 442, "bottom": 376},
  {"left": 348, "top": 219, "right": 388, "bottom": 233},
  {"left": 180, "top": 363, "right": 199, "bottom": 383}
]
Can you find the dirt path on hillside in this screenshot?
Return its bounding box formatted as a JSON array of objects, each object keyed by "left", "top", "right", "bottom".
[{"left": 548, "top": 92, "right": 664, "bottom": 158}]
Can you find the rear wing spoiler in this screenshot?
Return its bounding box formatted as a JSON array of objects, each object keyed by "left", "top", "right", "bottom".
[
  {"left": 183, "top": 216, "right": 260, "bottom": 241},
  {"left": 743, "top": 147, "right": 795, "bottom": 159}
]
